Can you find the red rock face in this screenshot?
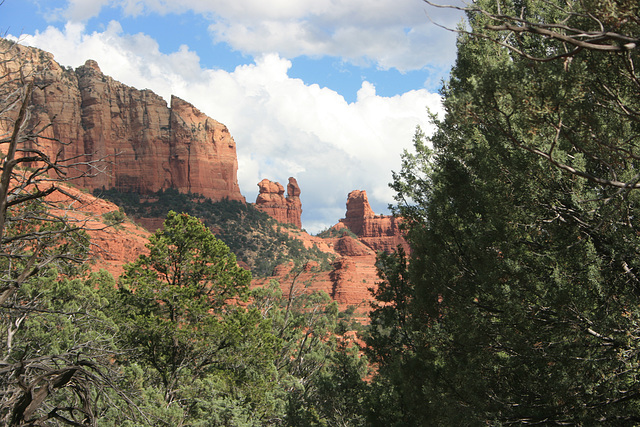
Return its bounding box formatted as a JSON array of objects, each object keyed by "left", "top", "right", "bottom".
[
  {"left": 254, "top": 177, "right": 302, "bottom": 228},
  {"left": 0, "top": 41, "right": 245, "bottom": 203},
  {"left": 340, "top": 190, "right": 375, "bottom": 235},
  {"left": 45, "top": 185, "right": 151, "bottom": 279},
  {"left": 334, "top": 235, "right": 375, "bottom": 257},
  {"left": 329, "top": 255, "right": 378, "bottom": 308},
  {"left": 253, "top": 189, "right": 409, "bottom": 313},
  {"left": 339, "top": 189, "right": 409, "bottom": 253},
  {"left": 250, "top": 227, "right": 380, "bottom": 316}
]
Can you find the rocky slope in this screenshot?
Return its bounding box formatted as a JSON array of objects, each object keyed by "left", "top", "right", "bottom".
[
  {"left": 0, "top": 39, "right": 244, "bottom": 202},
  {"left": 254, "top": 177, "right": 303, "bottom": 228},
  {"left": 45, "top": 185, "right": 151, "bottom": 278},
  {"left": 254, "top": 190, "right": 408, "bottom": 311},
  {"left": 251, "top": 228, "right": 379, "bottom": 315}
]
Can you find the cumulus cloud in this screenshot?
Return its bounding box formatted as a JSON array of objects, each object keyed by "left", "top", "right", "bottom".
[
  {"left": 16, "top": 23, "right": 443, "bottom": 233},
  {"left": 46, "top": 0, "right": 464, "bottom": 72}
]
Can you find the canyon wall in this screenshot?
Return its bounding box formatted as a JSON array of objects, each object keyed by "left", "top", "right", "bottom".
[{"left": 0, "top": 40, "right": 244, "bottom": 202}]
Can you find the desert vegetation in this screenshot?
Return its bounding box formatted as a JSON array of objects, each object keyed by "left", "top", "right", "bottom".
[{"left": 96, "top": 188, "right": 335, "bottom": 276}]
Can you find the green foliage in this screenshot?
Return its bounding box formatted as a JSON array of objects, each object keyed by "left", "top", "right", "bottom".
[
  {"left": 95, "top": 188, "right": 334, "bottom": 276},
  {"left": 0, "top": 265, "right": 135, "bottom": 424},
  {"left": 315, "top": 226, "right": 358, "bottom": 239},
  {"left": 112, "top": 212, "right": 282, "bottom": 425},
  {"left": 368, "top": 0, "right": 640, "bottom": 425},
  {"left": 250, "top": 280, "right": 369, "bottom": 426},
  {"left": 102, "top": 208, "right": 126, "bottom": 227},
  {"left": 0, "top": 195, "right": 128, "bottom": 424}
]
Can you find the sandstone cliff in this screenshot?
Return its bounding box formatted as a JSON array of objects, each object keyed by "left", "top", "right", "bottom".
[
  {"left": 338, "top": 190, "right": 408, "bottom": 253},
  {"left": 254, "top": 177, "right": 302, "bottom": 228},
  {"left": 0, "top": 40, "right": 244, "bottom": 202}
]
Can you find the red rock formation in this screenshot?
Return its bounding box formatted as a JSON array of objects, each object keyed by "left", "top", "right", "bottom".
[
  {"left": 251, "top": 189, "right": 409, "bottom": 313},
  {"left": 340, "top": 190, "right": 375, "bottom": 235},
  {"left": 334, "top": 235, "right": 375, "bottom": 257},
  {"left": 0, "top": 40, "right": 245, "bottom": 203},
  {"left": 339, "top": 190, "right": 409, "bottom": 253},
  {"left": 45, "top": 185, "right": 151, "bottom": 278},
  {"left": 254, "top": 177, "right": 302, "bottom": 228},
  {"left": 249, "top": 226, "right": 380, "bottom": 316},
  {"left": 329, "top": 256, "right": 378, "bottom": 306}
]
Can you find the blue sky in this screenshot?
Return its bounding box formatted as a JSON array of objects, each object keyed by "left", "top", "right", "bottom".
[{"left": 1, "top": 0, "right": 463, "bottom": 233}]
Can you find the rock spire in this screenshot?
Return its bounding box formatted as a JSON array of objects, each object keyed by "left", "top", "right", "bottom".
[{"left": 255, "top": 177, "right": 303, "bottom": 228}]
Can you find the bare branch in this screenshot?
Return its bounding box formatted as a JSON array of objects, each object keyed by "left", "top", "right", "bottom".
[
  {"left": 0, "top": 80, "right": 32, "bottom": 242},
  {"left": 423, "top": 0, "right": 638, "bottom": 63}
]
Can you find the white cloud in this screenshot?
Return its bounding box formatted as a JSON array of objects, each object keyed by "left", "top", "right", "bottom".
[
  {"left": 15, "top": 23, "right": 443, "bottom": 233},
  {"left": 64, "top": 0, "right": 114, "bottom": 21},
  {"left": 47, "top": 0, "right": 464, "bottom": 72}
]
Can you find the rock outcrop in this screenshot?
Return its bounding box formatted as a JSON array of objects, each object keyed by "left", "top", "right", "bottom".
[
  {"left": 249, "top": 225, "right": 380, "bottom": 316},
  {"left": 0, "top": 40, "right": 245, "bottom": 202},
  {"left": 255, "top": 177, "right": 302, "bottom": 228},
  {"left": 45, "top": 185, "right": 151, "bottom": 278},
  {"left": 340, "top": 190, "right": 375, "bottom": 235},
  {"left": 253, "top": 189, "right": 409, "bottom": 312},
  {"left": 334, "top": 235, "right": 375, "bottom": 257},
  {"left": 338, "top": 190, "right": 408, "bottom": 253}
]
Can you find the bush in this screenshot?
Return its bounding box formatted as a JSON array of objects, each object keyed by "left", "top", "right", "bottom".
[{"left": 102, "top": 209, "right": 126, "bottom": 227}]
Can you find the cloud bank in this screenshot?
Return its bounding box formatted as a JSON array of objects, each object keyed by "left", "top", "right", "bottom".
[
  {"left": 57, "top": 0, "right": 463, "bottom": 72},
  {"left": 14, "top": 14, "right": 446, "bottom": 232}
]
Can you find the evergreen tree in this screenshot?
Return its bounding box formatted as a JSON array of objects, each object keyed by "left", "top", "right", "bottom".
[
  {"left": 114, "top": 211, "right": 281, "bottom": 426},
  {"left": 250, "top": 278, "right": 369, "bottom": 426},
  {"left": 0, "top": 39, "right": 128, "bottom": 425},
  {"left": 371, "top": 0, "right": 640, "bottom": 424}
]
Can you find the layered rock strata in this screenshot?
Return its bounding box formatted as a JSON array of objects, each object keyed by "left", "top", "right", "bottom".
[
  {"left": 254, "top": 177, "right": 302, "bottom": 228},
  {"left": 0, "top": 40, "right": 244, "bottom": 202},
  {"left": 338, "top": 190, "right": 408, "bottom": 253}
]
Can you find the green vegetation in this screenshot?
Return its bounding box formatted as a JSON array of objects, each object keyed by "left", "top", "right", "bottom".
[
  {"left": 101, "top": 208, "right": 126, "bottom": 228},
  {"left": 316, "top": 225, "right": 358, "bottom": 239},
  {"left": 365, "top": 0, "right": 640, "bottom": 425},
  {"left": 109, "top": 211, "right": 279, "bottom": 424},
  {"left": 99, "top": 213, "right": 367, "bottom": 425},
  {"left": 6, "top": 0, "right": 640, "bottom": 423},
  {"left": 95, "top": 188, "right": 334, "bottom": 276}
]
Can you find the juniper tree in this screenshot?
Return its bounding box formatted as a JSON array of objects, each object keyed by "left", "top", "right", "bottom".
[{"left": 369, "top": 0, "right": 640, "bottom": 424}]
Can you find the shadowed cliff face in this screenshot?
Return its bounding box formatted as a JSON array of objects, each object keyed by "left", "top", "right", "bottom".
[{"left": 0, "top": 40, "right": 245, "bottom": 203}]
